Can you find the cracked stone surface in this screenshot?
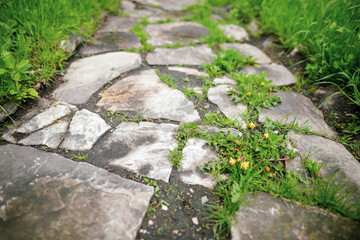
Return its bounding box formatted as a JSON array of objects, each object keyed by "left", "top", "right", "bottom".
[
  {"left": 133, "top": 0, "right": 198, "bottom": 11},
  {"left": 179, "top": 138, "right": 218, "bottom": 189},
  {"left": 207, "top": 85, "right": 247, "bottom": 128},
  {"left": 99, "top": 122, "right": 178, "bottom": 182},
  {"left": 60, "top": 109, "right": 111, "bottom": 151},
  {"left": 144, "top": 22, "right": 209, "bottom": 47},
  {"left": 146, "top": 45, "right": 215, "bottom": 65},
  {"left": 213, "top": 76, "right": 237, "bottom": 85},
  {"left": 258, "top": 91, "right": 336, "bottom": 138},
  {"left": 96, "top": 69, "right": 201, "bottom": 122},
  {"left": 17, "top": 104, "right": 72, "bottom": 134},
  {"left": 18, "top": 117, "right": 70, "bottom": 149},
  {"left": 241, "top": 64, "right": 297, "bottom": 86},
  {"left": 52, "top": 52, "right": 142, "bottom": 104},
  {"left": 289, "top": 134, "right": 360, "bottom": 194},
  {"left": 0, "top": 144, "right": 153, "bottom": 240},
  {"left": 231, "top": 192, "right": 360, "bottom": 240},
  {"left": 168, "top": 66, "right": 209, "bottom": 77},
  {"left": 221, "top": 43, "right": 272, "bottom": 64},
  {"left": 218, "top": 24, "right": 249, "bottom": 42}
]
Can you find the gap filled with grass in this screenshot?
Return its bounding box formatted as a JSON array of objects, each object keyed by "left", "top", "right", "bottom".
[{"left": 0, "top": 0, "right": 120, "bottom": 104}]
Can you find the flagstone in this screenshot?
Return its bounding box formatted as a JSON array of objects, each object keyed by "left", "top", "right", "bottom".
[
  {"left": 133, "top": 0, "right": 198, "bottom": 11},
  {"left": 98, "top": 17, "right": 138, "bottom": 33},
  {"left": 207, "top": 85, "right": 247, "bottom": 128},
  {"left": 146, "top": 45, "right": 215, "bottom": 65},
  {"left": 144, "top": 22, "right": 209, "bottom": 47},
  {"left": 96, "top": 69, "right": 201, "bottom": 122},
  {"left": 218, "top": 24, "right": 249, "bottom": 42},
  {"left": 241, "top": 63, "right": 297, "bottom": 86},
  {"left": 258, "top": 91, "right": 336, "bottom": 138},
  {"left": 168, "top": 66, "right": 209, "bottom": 77},
  {"left": 60, "top": 109, "right": 111, "bottom": 151},
  {"left": 0, "top": 144, "right": 153, "bottom": 240},
  {"left": 221, "top": 43, "right": 272, "bottom": 64},
  {"left": 213, "top": 76, "right": 237, "bottom": 85},
  {"left": 52, "top": 52, "right": 141, "bottom": 105}
]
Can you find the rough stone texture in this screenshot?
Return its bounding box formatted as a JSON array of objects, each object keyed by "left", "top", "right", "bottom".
[
  {"left": 199, "top": 125, "right": 242, "bottom": 137},
  {"left": 241, "top": 64, "right": 297, "bottom": 86},
  {"left": 218, "top": 24, "right": 249, "bottom": 42},
  {"left": 60, "top": 109, "right": 111, "bottom": 151},
  {"left": 144, "top": 22, "right": 209, "bottom": 47},
  {"left": 168, "top": 66, "right": 208, "bottom": 77},
  {"left": 18, "top": 117, "right": 70, "bottom": 149},
  {"left": 97, "top": 69, "right": 201, "bottom": 122},
  {"left": 121, "top": 0, "right": 136, "bottom": 12},
  {"left": 52, "top": 52, "right": 142, "bottom": 104},
  {"left": 59, "top": 33, "right": 82, "bottom": 55},
  {"left": 221, "top": 43, "right": 272, "bottom": 64},
  {"left": 0, "top": 144, "right": 153, "bottom": 240},
  {"left": 0, "top": 102, "right": 18, "bottom": 122},
  {"left": 147, "top": 12, "right": 192, "bottom": 23},
  {"left": 17, "top": 104, "right": 72, "bottom": 134},
  {"left": 133, "top": 0, "right": 198, "bottom": 11},
  {"left": 0, "top": 129, "right": 17, "bottom": 144},
  {"left": 258, "top": 91, "right": 336, "bottom": 138},
  {"left": 207, "top": 85, "right": 247, "bottom": 128},
  {"left": 146, "top": 45, "right": 215, "bottom": 66},
  {"left": 101, "top": 122, "right": 178, "bottom": 182},
  {"left": 98, "top": 17, "right": 137, "bottom": 33},
  {"left": 179, "top": 138, "right": 218, "bottom": 189},
  {"left": 290, "top": 134, "right": 360, "bottom": 193},
  {"left": 193, "top": 87, "right": 203, "bottom": 96},
  {"left": 213, "top": 76, "right": 237, "bottom": 85}
]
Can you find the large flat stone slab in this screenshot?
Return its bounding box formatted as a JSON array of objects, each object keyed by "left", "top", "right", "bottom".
[
  {"left": 60, "top": 109, "right": 111, "bottom": 151},
  {"left": 213, "top": 76, "right": 237, "bottom": 85},
  {"left": 207, "top": 85, "right": 247, "bottom": 128},
  {"left": 0, "top": 144, "right": 154, "bottom": 240},
  {"left": 221, "top": 43, "right": 272, "bottom": 64},
  {"left": 98, "top": 17, "right": 138, "bottom": 33},
  {"left": 133, "top": 0, "right": 198, "bottom": 11},
  {"left": 290, "top": 134, "right": 360, "bottom": 193},
  {"left": 258, "top": 91, "right": 336, "bottom": 138},
  {"left": 179, "top": 138, "right": 218, "bottom": 189},
  {"left": 218, "top": 24, "right": 249, "bottom": 42},
  {"left": 100, "top": 122, "right": 178, "bottom": 182},
  {"left": 168, "top": 66, "right": 209, "bottom": 77},
  {"left": 241, "top": 64, "right": 297, "bottom": 86},
  {"left": 96, "top": 69, "right": 201, "bottom": 122},
  {"left": 146, "top": 45, "right": 215, "bottom": 65},
  {"left": 144, "top": 22, "right": 209, "bottom": 47},
  {"left": 52, "top": 52, "right": 141, "bottom": 104},
  {"left": 231, "top": 192, "right": 360, "bottom": 240}
]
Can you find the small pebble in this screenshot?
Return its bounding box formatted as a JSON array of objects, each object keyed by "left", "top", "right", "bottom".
[
  {"left": 201, "top": 196, "right": 209, "bottom": 205},
  {"left": 148, "top": 220, "right": 154, "bottom": 225},
  {"left": 162, "top": 205, "right": 168, "bottom": 211},
  {"left": 190, "top": 188, "right": 194, "bottom": 193},
  {"left": 173, "top": 230, "right": 180, "bottom": 235},
  {"left": 192, "top": 217, "right": 199, "bottom": 225}
]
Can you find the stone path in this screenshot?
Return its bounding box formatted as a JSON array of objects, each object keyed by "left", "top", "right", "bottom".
[{"left": 1, "top": 1, "right": 359, "bottom": 239}]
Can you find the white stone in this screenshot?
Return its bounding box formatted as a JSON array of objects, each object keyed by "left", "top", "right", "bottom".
[
  {"left": 221, "top": 43, "right": 272, "bottom": 64},
  {"left": 52, "top": 52, "right": 142, "bottom": 104},
  {"left": 201, "top": 196, "right": 209, "bottom": 205},
  {"left": 218, "top": 24, "right": 249, "bottom": 42},
  {"left": 168, "top": 66, "right": 208, "bottom": 77},
  {"left": 60, "top": 109, "right": 111, "bottom": 151},
  {"left": 192, "top": 217, "right": 199, "bottom": 225},
  {"left": 213, "top": 76, "right": 237, "bottom": 85}
]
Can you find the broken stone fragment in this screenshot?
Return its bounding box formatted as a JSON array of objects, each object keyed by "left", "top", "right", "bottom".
[
  {"left": 213, "top": 76, "right": 237, "bottom": 85},
  {"left": 59, "top": 33, "right": 82, "bottom": 55},
  {"left": 168, "top": 66, "right": 209, "bottom": 77},
  {"left": 218, "top": 24, "right": 249, "bottom": 42}
]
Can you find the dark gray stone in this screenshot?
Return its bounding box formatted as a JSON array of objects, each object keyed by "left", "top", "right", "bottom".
[
  {"left": 0, "top": 144, "right": 153, "bottom": 240},
  {"left": 232, "top": 192, "right": 360, "bottom": 240},
  {"left": 258, "top": 91, "right": 336, "bottom": 138},
  {"left": 98, "top": 17, "right": 137, "bottom": 33},
  {"left": 0, "top": 102, "right": 18, "bottom": 122},
  {"left": 221, "top": 43, "right": 272, "bottom": 64}
]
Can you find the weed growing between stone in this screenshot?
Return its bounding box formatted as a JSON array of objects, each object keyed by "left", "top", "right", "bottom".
[
  {"left": 155, "top": 70, "right": 179, "bottom": 90},
  {"left": 130, "top": 18, "right": 155, "bottom": 52}
]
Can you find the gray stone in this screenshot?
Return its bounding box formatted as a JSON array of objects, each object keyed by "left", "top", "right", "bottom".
[
  {"left": 121, "top": 0, "right": 136, "bottom": 12},
  {"left": 232, "top": 192, "right": 360, "bottom": 240},
  {"left": 144, "top": 22, "right": 209, "bottom": 47},
  {"left": 0, "top": 102, "right": 18, "bottom": 122},
  {"left": 129, "top": 9, "right": 162, "bottom": 19},
  {"left": 290, "top": 134, "right": 360, "bottom": 193},
  {"left": 52, "top": 52, "right": 142, "bottom": 104},
  {"left": 258, "top": 91, "right": 336, "bottom": 138},
  {"left": 133, "top": 0, "right": 198, "bottom": 11},
  {"left": 221, "top": 43, "right": 272, "bottom": 64},
  {"left": 60, "top": 109, "right": 111, "bottom": 151},
  {"left": 0, "top": 144, "right": 153, "bottom": 240},
  {"left": 168, "top": 66, "right": 209, "bottom": 77},
  {"left": 96, "top": 69, "right": 201, "bottom": 122},
  {"left": 210, "top": 14, "right": 224, "bottom": 21},
  {"left": 147, "top": 12, "right": 192, "bottom": 23},
  {"left": 248, "top": 20, "right": 259, "bottom": 36},
  {"left": 199, "top": 125, "right": 242, "bottom": 137},
  {"left": 98, "top": 17, "right": 137, "bottom": 33},
  {"left": 17, "top": 104, "right": 72, "bottom": 134},
  {"left": 0, "top": 129, "right": 17, "bottom": 144},
  {"left": 179, "top": 138, "right": 218, "bottom": 189},
  {"left": 218, "top": 24, "right": 249, "bottom": 42},
  {"left": 207, "top": 85, "right": 247, "bottom": 128},
  {"left": 146, "top": 45, "right": 215, "bottom": 65},
  {"left": 213, "top": 76, "right": 237, "bottom": 85},
  {"left": 192, "top": 87, "right": 203, "bottom": 96},
  {"left": 18, "top": 117, "right": 70, "bottom": 149},
  {"left": 59, "top": 33, "right": 82, "bottom": 55},
  {"left": 241, "top": 64, "right": 297, "bottom": 86},
  {"left": 79, "top": 32, "right": 141, "bottom": 57},
  {"left": 102, "top": 122, "right": 178, "bottom": 182}
]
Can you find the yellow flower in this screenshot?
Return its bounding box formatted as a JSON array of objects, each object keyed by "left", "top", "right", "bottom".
[
  {"left": 240, "top": 161, "right": 249, "bottom": 170},
  {"left": 260, "top": 82, "right": 265, "bottom": 86},
  {"left": 229, "top": 157, "right": 236, "bottom": 166},
  {"left": 247, "top": 122, "right": 256, "bottom": 129},
  {"left": 265, "top": 166, "right": 270, "bottom": 172},
  {"left": 263, "top": 133, "right": 269, "bottom": 139},
  {"left": 246, "top": 92, "right": 252, "bottom": 96}
]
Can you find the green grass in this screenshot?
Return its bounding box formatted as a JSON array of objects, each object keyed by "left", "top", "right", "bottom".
[{"left": 0, "top": 0, "right": 120, "bottom": 104}]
